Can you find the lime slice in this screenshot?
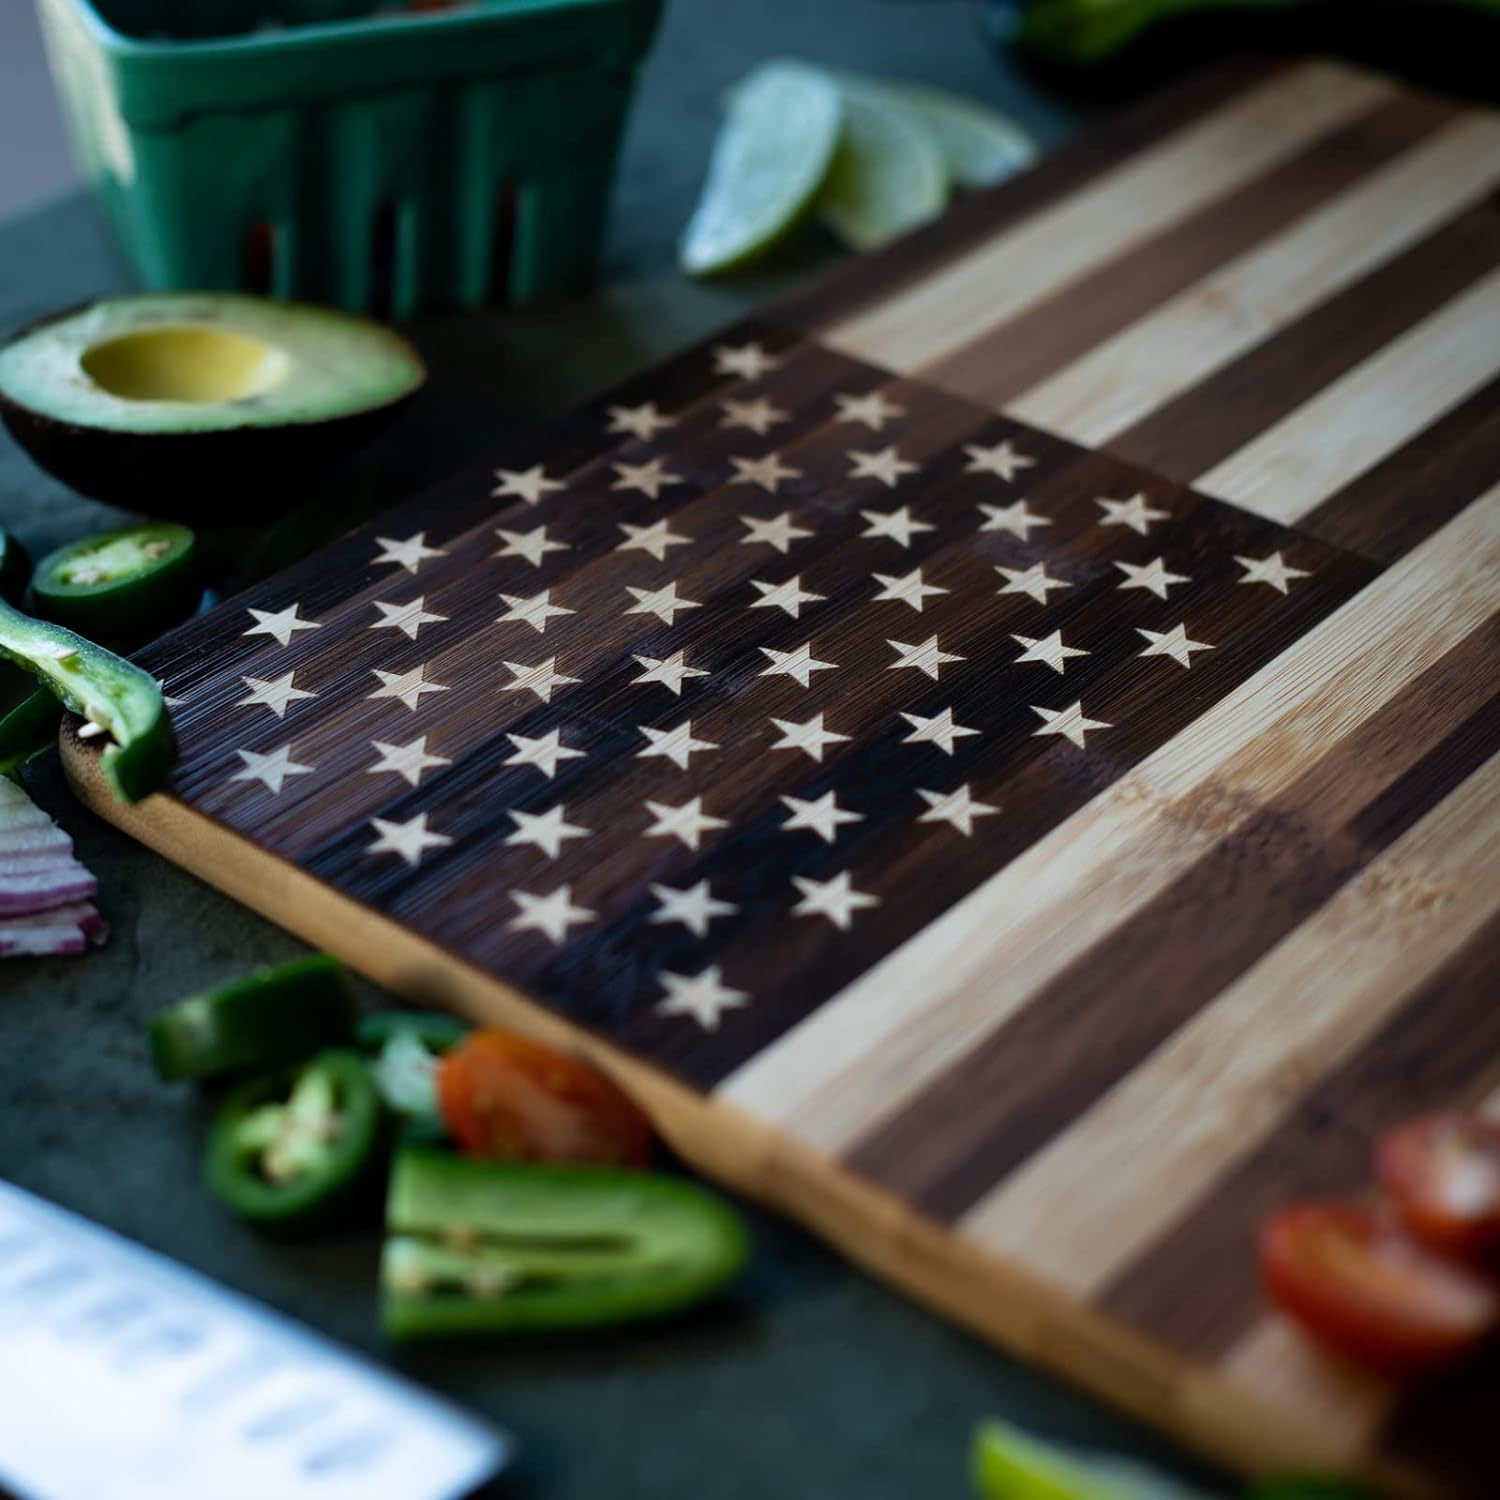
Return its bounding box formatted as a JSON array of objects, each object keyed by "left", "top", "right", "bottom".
[
  {"left": 818, "top": 78, "right": 948, "bottom": 253},
  {"left": 892, "top": 82, "right": 1038, "bottom": 189},
  {"left": 971, "top": 1421, "right": 1213, "bottom": 1500},
  {"left": 679, "top": 60, "right": 843, "bottom": 277}
]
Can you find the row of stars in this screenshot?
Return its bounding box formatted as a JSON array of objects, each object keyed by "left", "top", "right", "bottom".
[
  {"left": 242, "top": 549, "right": 1310, "bottom": 661},
  {"left": 373, "top": 488, "right": 1212, "bottom": 585}
]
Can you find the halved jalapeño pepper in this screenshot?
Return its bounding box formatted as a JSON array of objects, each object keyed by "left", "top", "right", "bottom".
[
  {"left": 0, "top": 596, "right": 173, "bottom": 801},
  {"left": 149, "top": 952, "right": 356, "bottom": 1081},
  {"left": 381, "top": 1147, "right": 749, "bottom": 1339},
  {"left": 31, "top": 524, "right": 200, "bottom": 646},
  {"left": 206, "top": 1049, "right": 381, "bottom": 1226}
]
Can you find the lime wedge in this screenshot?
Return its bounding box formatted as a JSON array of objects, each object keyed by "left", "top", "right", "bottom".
[
  {"left": 679, "top": 60, "right": 843, "bottom": 277},
  {"left": 892, "top": 82, "right": 1038, "bottom": 189},
  {"left": 971, "top": 1421, "right": 1214, "bottom": 1500},
  {"left": 818, "top": 78, "right": 948, "bottom": 253}
]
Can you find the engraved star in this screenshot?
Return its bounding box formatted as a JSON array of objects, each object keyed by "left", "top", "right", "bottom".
[
  {"left": 996, "top": 562, "right": 1071, "bottom": 605},
  {"left": 505, "top": 804, "right": 589, "bottom": 860},
  {"left": 1097, "top": 493, "right": 1169, "bottom": 535},
  {"left": 1012, "top": 631, "right": 1089, "bottom": 675},
  {"left": 872, "top": 568, "right": 947, "bottom": 612},
  {"left": 606, "top": 401, "right": 677, "bottom": 441},
  {"left": 230, "top": 744, "right": 313, "bottom": 795},
  {"left": 1032, "top": 701, "right": 1112, "bottom": 749},
  {"left": 978, "top": 499, "right": 1050, "bottom": 540},
  {"left": 366, "top": 734, "right": 450, "bottom": 787},
  {"left": 373, "top": 532, "right": 444, "bottom": 574},
  {"left": 612, "top": 457, "right": 685, "bottom": 500},
  {"left": 504, "top": 728, "right": 585, "bottom": 780},
  {"left": 964, "top": 440, "right": 1034, "bottom": 482},
  {"left": 637, "top": 720, "right": 719, "bottom": 770},
  {"left": 713, "top": 341, "right": 781, "bottom": 381},
  {"left": 1236, "top": 551, "right": 1311, "bottom": 594},
  {"left": 498, "top": 588, "right": 575, "bottom": 634},
  {"left": 1138, "top": 623, "right": 1214, "bottom": 668},
  {"left": 750, "top": 575, "right": 825, "bottom": 619},
  {"left": 501, "top": 656, "right": 580, "bottom": 704},
  {"left": 780, "top": 790, "right": 863, "bottom": 843},
  {"left": 368, "top": 665, "right": 449, "bottom": 712},
  {"left": 720, "top": 396, "right": 788, "bottom": 436},
  {"left": 625, "top": 581, "right": 701, "bottom": 625},
  {"left": 1115, "top": 557, "right": 1191, "bottom": 599},
  {"left": 887, "top": 636, "right": 964, "bottom": 680},
  {"left": 759, "top": 642, "right": 837, "bottom": 687},
  {"left": 792, "top": 871, "right": 880, "bottom": 930},
  {"left": 617, "top": 519, "right": 690, "bottom": 561},
  {"left": 236, "top": 672, "right": 316, "bottom": 718},
  {"left": 644, "top": 796, "right": 728, "bottom": 850},
  {"left": 770, "top": 712, "right": 850, "bottom": 763},
  {"left": 631, "top": 649, "right": 708, "bottom": 695},
  {"left": 655, "top": 965, "right": 749, "bottom": 1031},
  {"left": 833, "top": 390, "right": 905, "bottom": 431},
  {"left": 370, "top": 596, "right": 447, "bottom": 641},
  {"left": 649, "top": 880, "right": 737, "bottom": 938},
  {"left": 848, "top": 446, "right": 919, "bottom": 488},
  {"left": 367, "top": 813, "right": 452, "bottom": 868},
  {"left": 509, "top": 886, "right": 594, "bottom": 944},
  {"left": 860, "top": 506, "right": 934, "bottom": 548},
  {"left": 729, "top": 452, "right": 802, "bottom": 493},
  {"left": 495, "top": 524, "right": 569, "bottom": 567},
  {"left": 917, "top": 784, "right": 999, "bottom": 837},
  {"left": 243, "top": 604, "right": 320, "bottom": 648},
  {"left": 493, "top": 465, "right": 565, "bottom": 506},
  {"left": 739, "top": 512, "right": 814, "bottom": 554},
  {"left": 901, "top": 707, "right": 979, "bottom": 756}
]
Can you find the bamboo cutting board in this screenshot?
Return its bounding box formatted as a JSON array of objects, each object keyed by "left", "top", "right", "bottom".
[{"left": 65, "top": 58, "right": 1500, "bottom": 1495}]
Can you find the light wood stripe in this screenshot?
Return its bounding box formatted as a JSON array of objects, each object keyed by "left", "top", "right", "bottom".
[
  {"left": 823, "top": 63, "right": 1393, "bottom": 372},
  {"left": 1195, "top": 265, "right": 1500, "bottom": 522},
  {"left": 958, "top": 749, "right": 1500, "bottom": 1287},
  {"left": 1004, "top": 114, "right": 1500, "bottom": 447},
  {"left": 717, "top": 484, "right": 1500, "bottom": 1148}
]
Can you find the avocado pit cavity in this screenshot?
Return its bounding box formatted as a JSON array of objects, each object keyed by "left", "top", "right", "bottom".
[{"left": 80, "top": 325, "right": 291, "bottom": 405}]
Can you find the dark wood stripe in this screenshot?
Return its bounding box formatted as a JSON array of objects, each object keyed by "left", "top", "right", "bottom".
[
  {"left": 845, "top": 616, "right": 1500, "bottom": 1219},
  {"left": 1299, "top": 371, "right": 1500, "bottom": 565},
  {"left": 769, "top": 58, "right": 1289, "bottom": 336},
  {"left": 1097, "top": 893, "right": 1500, "bottom": 1374},
  {"left": 922, "top": 92, "right": 1460, "bottom": 409},
  {"left": 1101, "top": 196, "right": 1500, "bottom": 487}
]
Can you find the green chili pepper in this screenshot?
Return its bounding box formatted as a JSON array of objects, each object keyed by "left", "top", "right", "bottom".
[
  {"left": 205, "top": 1049, "right": 383, "bottom": 1227},
  {"left": 31, "top": 523, "right": 200, "bottom": 646},
  {"left": 149, "top": 953, "right": 356, "bottom": 1082},
  {"left": 359, "top": 1011, "right": 472, "bottom": 1127},
  {"left": 0, "top": 688, "right": 62, "bottom": 777},
  {"left": 0, "top": 597, "right": 173, "bottom": 801},
  {"left": 0, "top": 526, "right": 31, "bottom": 605},
  {"left": 381, "top": 1147, "right": 750, "bottom": 1339}
]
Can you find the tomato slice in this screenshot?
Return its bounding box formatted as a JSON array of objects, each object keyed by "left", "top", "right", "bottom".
[
  {"left": 436, "top": 1029, "right": 652, "bottom": 1169},
  {"left": 1376, "top": 1113, "right": 1500, "bottom": 1262},
  {"left": 1259, "top": 1202, "right": 1500, "bottom": 1376}
]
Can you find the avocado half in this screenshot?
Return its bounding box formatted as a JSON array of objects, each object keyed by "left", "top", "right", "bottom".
[{"left": 0, "top": 293, "right": 426, "bottom": 524}]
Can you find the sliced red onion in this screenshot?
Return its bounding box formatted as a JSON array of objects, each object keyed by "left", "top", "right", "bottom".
[{"left": 0, "top": 779, "right": 105, "bottom": 946}]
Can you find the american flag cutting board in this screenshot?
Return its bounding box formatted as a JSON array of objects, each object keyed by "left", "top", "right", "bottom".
[{"left": 65, "top": 58, "right": 1500, "bottom": 1496}]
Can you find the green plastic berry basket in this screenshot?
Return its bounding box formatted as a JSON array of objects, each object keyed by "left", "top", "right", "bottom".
[{"left": 35, "top": 0, "right": 663, "bottom": 317}]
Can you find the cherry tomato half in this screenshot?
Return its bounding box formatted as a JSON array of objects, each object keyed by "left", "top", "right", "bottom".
[
  {"left": 1259, "top": 1202, "right": 1500, "bottom": 1376},
  {"left": 436, "top": 1029, "right": 652, "bottom": 1169},
  {"left": 1376, "top": 1113, "right": 1500, "bottom": 1262}
]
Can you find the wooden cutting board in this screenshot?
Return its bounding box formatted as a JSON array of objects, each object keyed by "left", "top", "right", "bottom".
[{"left": 65, "top": 57, "right": 1500, "bottom": 1495}]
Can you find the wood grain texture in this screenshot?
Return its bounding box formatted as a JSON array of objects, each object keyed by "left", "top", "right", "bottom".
[{"left": 65, "top": 58, "right": 1500, "bottom": 1495}]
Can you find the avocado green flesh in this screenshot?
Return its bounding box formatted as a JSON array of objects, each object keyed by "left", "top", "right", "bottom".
[{"left": 0, "top": 293, "right": 424, "bottom": 435}]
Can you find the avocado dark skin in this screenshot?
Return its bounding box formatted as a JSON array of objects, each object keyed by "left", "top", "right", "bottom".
[
  {"left": 0, "top": 389, "right": 418, "bottom": 525},
  {"left": 0, "top": 298, "right": 426, "bottom": 527}
]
